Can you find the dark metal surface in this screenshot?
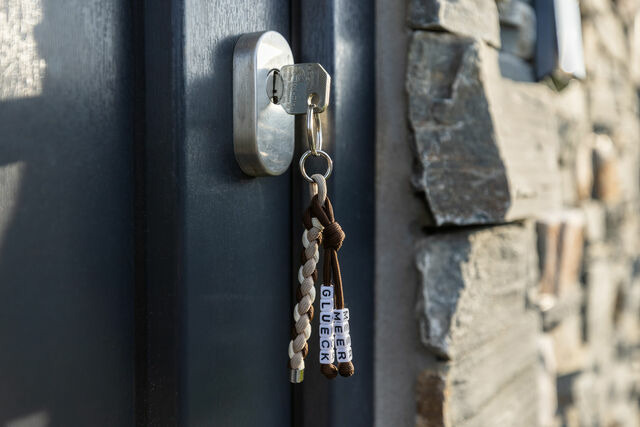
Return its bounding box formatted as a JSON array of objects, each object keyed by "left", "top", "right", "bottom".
[
  {"left": 0, "top": 0, "right": 135, "bottom": 425},
  {"left": 183, "top": 1, "right": 293, "bottom": 424},
  {"left": 293, "top": 1, "right": 375, "bottom": 426},
  {"left": 144, "top": 1, "right": 293, "bottom": 425},
  {"left": 142, "top": 0, "right": 184, "bottom": 425},
  {"left": 0, "top": 1, "right": 373, "bottom": 425}
]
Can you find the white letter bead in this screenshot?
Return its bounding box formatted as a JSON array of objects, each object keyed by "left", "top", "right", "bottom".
[
  {"left": 334, "top": 333, "right": 351, "bottom": 348},
  {"left": 318, "top": 323, "right": 333, "bottom": 337},
  {"left": 320, "top": 297, "right": 333, "bottom": 312},
  {"left": 320, "top": 285, "right": 333, "bottom": 299},
  {"left": 334, "top": 308, "right": 349, "bottom": 322},
  {"left": 336, "top": 348, "right": 352, "bottom": 362},
  {"left": 319, "top": 336, "right": 334, "bottom": 350},
  {"left": 333, "top": 321, "right": 350, "bottom": 335},
  {"left": 319, "top": 349, "right": 334, "bottom": 363},
  {"left": 320, "top": 312, "right": 332, "bottom": 324}
]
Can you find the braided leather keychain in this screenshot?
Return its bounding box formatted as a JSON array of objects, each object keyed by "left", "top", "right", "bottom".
[{"left": 288, "top": 103, "right": 354, "bottom": 383}]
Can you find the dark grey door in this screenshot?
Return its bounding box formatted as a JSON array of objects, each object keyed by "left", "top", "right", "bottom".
[
  {"left": 0, "top": 0, "right": 135, "bottom": 425},
  {"left": 0, "top": 1, "right": 373, "bottom": 426}
]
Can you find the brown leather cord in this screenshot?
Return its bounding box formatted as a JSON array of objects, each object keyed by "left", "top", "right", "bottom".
[
  {"left": 305, "top": 199, "right": 338, "bottom": 379},
  {"left": 311, "top": 195, "right": 354, "bottom": 378},
  {"left": 321, "top": 355, "right": 339, "bottom": 378}
]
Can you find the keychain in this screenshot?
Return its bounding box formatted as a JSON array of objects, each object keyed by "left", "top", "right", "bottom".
[
  {"left": 231, "top": 33, "right": 355, "bottom": 383},
  {"left": 288, "top": 99, "right": 354, "bottom": 383}
]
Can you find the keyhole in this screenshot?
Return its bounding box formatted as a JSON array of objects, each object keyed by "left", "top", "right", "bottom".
[{"left": 266, "top": 69, "right": 284, "bottom": 104}]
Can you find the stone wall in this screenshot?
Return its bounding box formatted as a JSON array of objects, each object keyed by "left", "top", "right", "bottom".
[{"left": 405, "top": 1, "right": 640, "bottom": 426}]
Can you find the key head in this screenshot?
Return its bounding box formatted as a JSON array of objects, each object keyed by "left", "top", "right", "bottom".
[{"left": 278, "top": 63, "right": 331, "bottom": 114}]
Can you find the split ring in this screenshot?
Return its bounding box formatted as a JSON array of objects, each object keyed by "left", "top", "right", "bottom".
[
  {"left": 299, "top": 150, "right": 333, "bottom": 183},
  {"left": 306, "top": 103, "right": 322, "bottom": 155}
]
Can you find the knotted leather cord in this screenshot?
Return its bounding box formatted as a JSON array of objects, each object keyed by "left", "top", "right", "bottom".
[
  {"left": 301, "top": 177, "right": 337, "bottom": 379},
  {"left": 311, "top": 192, "right": 355, "bottom": 378}
]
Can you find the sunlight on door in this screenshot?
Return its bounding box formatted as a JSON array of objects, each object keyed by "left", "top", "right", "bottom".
[
  {"left": 0, "top": 0, "right": 45, "bottom": 100},
  {"left": 0, "top": 162, "right": 25, "bottom": 254}
]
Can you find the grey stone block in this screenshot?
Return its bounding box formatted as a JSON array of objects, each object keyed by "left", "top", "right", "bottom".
[
  {"left": 498, "top": 51, "right": 534, "bottom": 82},
  {"left": 415, "top": 223, "right": 540, "bottom": 426},
  {"left": 408, "top": 0, "right": 501, "bottom": 47},
  {"left": 582, "top": 15, "right": 636, "bottom": 132},
  {"left": 498, "top": 0, "right": 536, "bottom": 60},
  {"left": 416, "top": 223, "right": 538, "bottom": 358},
  {"left": 407, "top": 32, "right": 561, "bottom": 226}
]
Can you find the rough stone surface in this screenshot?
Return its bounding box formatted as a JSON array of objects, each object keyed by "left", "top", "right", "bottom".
[
  {"left": 537, "top": 335, "right": 558, "bottom": 427},
  {"left": 535, "top": 210, "right": 585, "bottom": 309},
  {"left": 415, "top": 225, "right": 540, "bottom": 426},
  {"left": 497, "top": 50, "right": 534, "bottom": 82},
  {"left": 581, "top": 201, "right": 606, "bottom": 243},
  {"left": 416, "top": 223, "right": 538, "bottom": 358},
  {"left": 536, "top": 218, "right": 561, "bottom": 297},
  {"left": 555, "top": 212, "right": 585, "bottom": 297},
  {"left": 592, "top": 134, "right": 621, "bottom": 203},
  {"left": 582, "top": 14, "right": 636, "bottom": 132},
  {"left": 554, "top": 83, "right": 591, "bottom": 205},
  {"left": 407, "top": 0, "right": 501, "bottom": 47},
  {"left": 404, "top": 1, "right": 640, "bottom": 426},
  {"left": 550, "top": 314, "right": 586, "bottom": 375},
  {"left": 407, "top": 32, "right": 510, "bottom": 225},
  {"left": 632, "top": 13, "right": 640, "bottom": 84},
  {"left": 498, "top": 0, "right": 536, "bottom": 60},
  {"left": 408, "top": 32, "right": 561, "bottom": 226},
  {"left": 575, "top": 142, "right": 593, "bottom": 201},
  {"left": 581, "top": 0, "right": 612, "bottom": 15}
]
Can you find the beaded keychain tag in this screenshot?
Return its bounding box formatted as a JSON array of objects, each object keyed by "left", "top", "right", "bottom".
[{"left": 288, "top": 101, "right": 354, "bottom": 383}]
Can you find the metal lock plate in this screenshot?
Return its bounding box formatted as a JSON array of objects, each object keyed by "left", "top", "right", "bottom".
[{"left": 233, "top": 31, "right": 294, "bottom": 176}]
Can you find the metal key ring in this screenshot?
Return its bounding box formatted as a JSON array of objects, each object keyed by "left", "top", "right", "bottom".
[
  {"left": 299, "top": 150, "right": 333, "bottom": 183},
  {"left": 306, "top": 103, "right": 322, "bottom": 155}
]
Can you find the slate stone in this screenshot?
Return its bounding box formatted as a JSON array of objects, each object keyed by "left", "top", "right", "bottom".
[
  {"left": 497, "top": 51, "right": 534, "bottom": 82},
  {"left": 407, "top": 32, "right": 511, "bottom": 225},
  {"left": 592, "top": 134, "right": 621, "bottom": 203},
  {"left": 415, "top": 223, "right": 540, "bottom": 426},
  {"left": 498, "top": 0, "right": 536, "bottom": 60},
  {"left": 407, "top": 0, "right": 501, "bottom": 47},
  {"left": 415, "top": 223, "right": 538, "bottom": 358},
  {"left": 407, "top": 32, "right": 561, "bottom": 226}
]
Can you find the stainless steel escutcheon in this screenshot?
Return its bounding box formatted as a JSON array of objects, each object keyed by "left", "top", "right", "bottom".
[{"left": 233, "top": 31, "right": 294, "bottom": 176}]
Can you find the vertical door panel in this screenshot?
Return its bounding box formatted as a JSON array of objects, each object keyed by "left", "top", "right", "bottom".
[
  {"left": 145, "top": 1, "right": 373, "bottom": 425},
  {"left": 183, "top": 1, "right": 292, "bottom": 426},
  {"left": 0, "top": 0, "right": 135, "bottom": 425},
  {"left": 144, "top": 1, "right": 293, "bottom": 426},
  {"left": 293, "top": 0, "right": 375, "bottom": 426}
]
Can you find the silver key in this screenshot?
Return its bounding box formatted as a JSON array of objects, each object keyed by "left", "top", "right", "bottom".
[{"left": 266, "top": 63, "right": 331, "bottom": 114}]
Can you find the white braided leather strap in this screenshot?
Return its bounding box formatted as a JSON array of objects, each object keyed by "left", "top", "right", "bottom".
[{"left": 288, "top": 175, "right": 327, "bottom": 383}]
